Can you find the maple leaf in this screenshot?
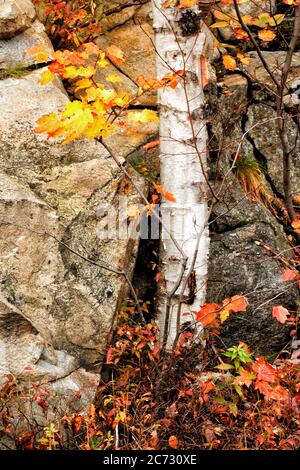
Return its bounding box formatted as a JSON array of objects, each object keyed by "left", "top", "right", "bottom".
[
  {"left": 233, "top": 29, "right": 250, "bottom": 42},
  {"left": 196, "top": 303, "right": 220, "bottom": 326},
  {"left": 222, "top": 295, "right": 248, "bottom": 313},
  {"left": 105, "top": 45, "right": 125, "bottom": 64},
  {"left": 258, "top": 29, "right": 276, "bottom": 42},
  {"left": 82, "top": 42, "right": 100, "bottom": 56},
  {"left": 163, "top": 191, "right": 176, "bottom": 202},
  {"left": 269, "top": 385, "right": 289, "bottom": 402},
  {"left": 161, "top": 0, "right": 177, "bottom": 6},
  {"left": 39, "top": 70, "right": 54, "bottom": 85},
  {"left": 74, "top": 78, "right": 93, "bottom": 91},
  {"left": 168, "top": 435, "right": 179, "bottom": 449},
  {"left": 281, "top": 269, "right": 297, "bottom": 282},
  {"left": 254, "top": 379, "right": 273, "bottom": 397},
  {"left": 223, "top": 55, "right": 237, "bottom": 71},
  {"left": 233, "top": 368, "right": 254, "bottom": 387},
  {"left": 252, "top": 358, "right": 276, "bottom": 383},
  {"left": 35, "top": 113, "right": 63, "bottom": 138},
  {"left": 272, "top": 305, "right": 289, "bottom": 324},
  {"left": 237, "top": 52, "right": 251, "bottom": 65}
]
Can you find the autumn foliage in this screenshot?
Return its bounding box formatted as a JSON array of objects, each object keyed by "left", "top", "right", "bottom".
[
  {"left": 1, "top": 294, "right": 299, "bottom": 450},
  {"left": 1, "top": 0, "right": 299, "bottom": 452}
]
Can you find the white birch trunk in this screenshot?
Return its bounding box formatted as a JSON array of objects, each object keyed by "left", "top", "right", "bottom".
[{"left": 151, "top": 1, "right": 210, "bottom": 349}]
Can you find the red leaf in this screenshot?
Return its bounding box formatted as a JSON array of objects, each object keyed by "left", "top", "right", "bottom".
[
  {"left": 281, "top": 269, "right": 297, "bottom": 282},
  {"left": 252, "top": 358, "right": 276, "bottom": 383},
  {"left": 254, "top": 379, "right": 273, "bottom": 397},
  {"left": 272, "top": 305, "right": 289, "bottom": 324}
]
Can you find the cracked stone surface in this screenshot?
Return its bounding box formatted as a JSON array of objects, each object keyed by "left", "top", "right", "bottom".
[
  {"left": 207, "top": 75, "right": 298, "bottom": 355},
  {"left": 0, "top": 0, "right": 36, "bottom": 39},
  {"left": 0, "top": 1, "right": 155, "bottom": 427}
]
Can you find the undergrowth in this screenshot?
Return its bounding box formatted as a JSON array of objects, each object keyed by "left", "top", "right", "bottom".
[{"left": 1, "top": 298, "right": 299, "bottom": 450}]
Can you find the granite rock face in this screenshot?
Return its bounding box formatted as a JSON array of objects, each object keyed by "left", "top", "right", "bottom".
[
  {"left": 0, "top": 0, "right": 36, "bottom": 39},
  {"left": 206, "top": 71, "right": 298, "bottom": 355},
  {"left": 0, "top": 1, "right": 155, "bottom": 431}
]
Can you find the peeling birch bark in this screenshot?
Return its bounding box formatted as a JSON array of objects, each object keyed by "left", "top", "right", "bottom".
[{"left": 151, "top": 1, "right": 210, "bottom": 349}]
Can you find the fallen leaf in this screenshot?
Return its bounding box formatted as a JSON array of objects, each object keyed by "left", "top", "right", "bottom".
[
  {"left": 252, "top": 357, "right": 276, "bottom": 383},
  {"left": 272, "top": 305, "right": 289, "bottom": 324},
  {"left": 281, "top": 269, "right": 297, "bottom": 282},
  {"left": 168, "top": 435, "right": 179, "bottom": 449}
]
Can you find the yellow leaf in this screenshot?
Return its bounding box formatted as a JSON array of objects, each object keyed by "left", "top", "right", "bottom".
[
  {"left": 258, "top": 29, "right": 276, "bottom": 42},
  {"left": 128, "top": 109, "right": 159, "bottom": 124},
  {"left": 39, "top": 70, "right": 54, "bottom": 85},
  {"left": 210, "top": 21, "right": 230, "bottom": 29},
  {"left": 106, "top": 73, "right": 122, "bottom": 83},
  {"left": 161, "top": 0, "right": 177, "bottom": 6},
  {"left": 237, "top": 53, "right": 251, "bottom": 65},
  {"left": 85, "top": 117, "right": 115, "bottom": 139},
  {"left": 222, "top": 54, "right": 237, "bottom": 71},
  {"left": 63, "top": 65, "right": 95, "bottom": 80},
  {"left": 74, "top": 78, "right": 93, "bottom": 91},
  {"left": 97, "top": 52, "right": 110, "bottom": 68},
  {"left": 220, "top": 309, "right": 230, "bottom": 323}
]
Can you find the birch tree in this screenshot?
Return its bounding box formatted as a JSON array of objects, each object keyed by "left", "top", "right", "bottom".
[{"left": 151, "top": 1, "right": 210, "bottom": 350}]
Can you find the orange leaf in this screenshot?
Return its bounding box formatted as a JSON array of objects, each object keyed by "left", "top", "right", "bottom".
[
  {"left": 292, "top": 219, "right": 300, "bottom": 233},
  {"left": 258, "top": 29, "right": 276, "bottom": 42},
  {"left": 196, "top": 303, "right": 220, "bottom": 326},
  {"left": 233, "top": 368, "right": 254, "bottom": 388},
  {"left": 168, "top": 435, "right": 179, "bottom": 449},
  {"left": 178, "top": 0, "right": 198, "bottom": 7},
  {"left": 143, "top": 140, "right": 160, "bottom": 151},
  {"left": 272, "top": 305, "right": 289, "bottom": 324},
  {"left": 163, "top": 191, "right": 176, "bottom": 202},
  {"left": 223, "top": 55, "right": 237, "bottom": 71},
  {"left": 105, "top": 45, "right": 125, "bottom": 64},
  {"left": 153, "top": 183, "right": 176, "bottom": 202},
  {"left": 281, "top": 269, "right": 297, "bottom": 282},
  {"left": 222, "top": 295, "right": 248, "bottom": 313}
]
